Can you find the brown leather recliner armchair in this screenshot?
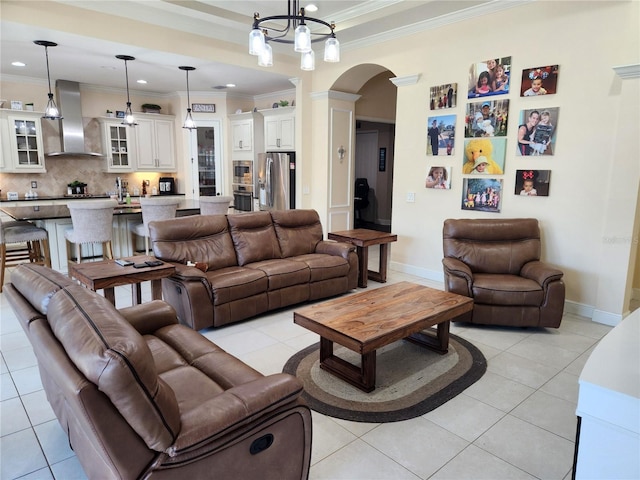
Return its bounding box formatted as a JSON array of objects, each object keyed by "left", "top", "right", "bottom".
[{"left": 442, "top": 218, "right": 565, "bottom": 328}]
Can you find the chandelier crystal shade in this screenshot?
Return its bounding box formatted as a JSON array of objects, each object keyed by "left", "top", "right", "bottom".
[
  {"left": 116, "top": 55, "right": 137, "bottom": 126},
  {"left": 179, "top": 66, "right": 196, "bottom": 130},
  {"left": 34, "top": 40, "right": 63, "bottom": 120},
  {"left": 249, "top": 0, "right": 339, "bottom": 71}
]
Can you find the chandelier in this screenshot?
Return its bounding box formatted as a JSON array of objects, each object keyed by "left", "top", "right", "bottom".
[{"left": 249, "top": 1, "right": 340, "bottom": 71}]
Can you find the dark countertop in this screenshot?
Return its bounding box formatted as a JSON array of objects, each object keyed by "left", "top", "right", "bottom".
[
  {"left": 0, "top": 194, "right": 185, "bottom": 203},
  {"left": 1, "top": 199, "right": 200, "bottom": 221}
]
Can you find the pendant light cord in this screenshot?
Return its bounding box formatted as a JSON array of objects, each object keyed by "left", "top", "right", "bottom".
[{"left": 44, "top": 46, "right": 54, "bottom": 96}]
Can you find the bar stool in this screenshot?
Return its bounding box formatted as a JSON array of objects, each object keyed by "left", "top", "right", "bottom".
[
  {"left": 199, "top": 195, "right": 233, "bottom": 215},
  {"left": 1, "top": 219, "right": 51, "bottom": 292},
  {"left": 129, "top": 197, "right": 180, "bottom": 255},
  {"left": 65, "top": 199, "right": 118, "bottom": 264}
]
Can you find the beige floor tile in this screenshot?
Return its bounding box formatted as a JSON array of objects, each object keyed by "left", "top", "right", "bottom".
[
  {"left": 310, "top": 412, "right": 358, "bottom": 465},
  {"left": 475, "top": 415, "right": 574, "bottom": 479},
  {"left": 2, "top": 345, "right": 38, "bottom": 372},
  {"left": 424, "top": 393, "right": 506, "bottom": 442},
  {"left": 21, "top": 390, "right": 57, "bottom": 426},
  {"left": 49, "top": 455, "right": 88, "bottom": 480},
  {"left": 431, "top": 444, "right": 537, "bottom": 479},
  {"left": 463, "top": 371, "right": 535, "bottom": 412},
  {"left": 1, "top": 371, "right": 18, "bottom": 401},
  {"left": 488, "top": 351, "right": 561, "bottom": 390},
  {"left": 1, "top": 396, "right": 31, "bottom": 436},
  {"left": 506, "top": 337, "right": 581, "bottom": 370},
  {"left": 9, "top": 365, "right": 43, "bottom": 396},
  {"left": 540, "top": 371, "right": 580, "bottom": 404},
  {"left": 455, "top": 325, "right": 532, "bottom": 351},
  {"left": 16, "top": 467, "right": 55, "bottom": 480},
  {"left": 330, "top": 417, "right": 380, "bottom": 437},
  {"left": 310, "top": 438, "right": 420, "bottom": 480},
  {"left": 0, "top": 428, "right": 48, "bottom": 479},
  {"left": 0, "top": 355, "right": 8, "bottom": 374},
  {"left": 204, "top": 329, "right": 279, "bottom": 357},
  {"left": 511, "top": 390, "right": 578, "bottom": 441},
  {"left": 559, "top": 315, "right": 612, "bottom": 340},
  {"left": 34, "top": 420, "right": 75, "bottom": 465},
  {"left": 238, "top": 342, "right": 297, "bottom": 375},
  {"left": 362, "top": 417, "right": 468, "bottom": 478},
  {"left": 0, "top": 330, "right": 30, "bottom": 353}
]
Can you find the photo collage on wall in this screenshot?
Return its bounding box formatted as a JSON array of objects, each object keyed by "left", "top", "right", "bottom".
[{"left": 426, "top": 58, "right": 560, "bottom": 206}]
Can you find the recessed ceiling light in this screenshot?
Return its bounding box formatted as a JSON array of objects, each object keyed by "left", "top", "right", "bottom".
[
  {"left": 11, "top": 61, "right": 26, "bottom": 67},
  {"left": 305, "top": 4, "right": 318, "bottom": 13},
  {"left": 137, "top": 79, "right": 147, "bottom": 84},
  {"left": 226, "top": 83, "right": 236, "bottom": 88}
]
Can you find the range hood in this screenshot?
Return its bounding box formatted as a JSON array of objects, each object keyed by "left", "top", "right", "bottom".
[{"left": 46, "top": 80, "right": 102, "bottom": 157}]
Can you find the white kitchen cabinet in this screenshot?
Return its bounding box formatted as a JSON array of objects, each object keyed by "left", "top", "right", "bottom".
[
  {"left": 262, "top": 107, "right": 295, "bottom": 151},
  {"left": 231, "top": 119, "right": 253, "bottom": 152},
  {"left": 0, "top": 110, "right": 47, "bottom": 173},
  {"left": 229, "top": 112, "right": 263, "bottom": 161},
  {"left": 135, "top": 115, "right": 177, "bottom": 172},
  {"left": 100, "top": 118, "right": 135, "bottom": 172}
]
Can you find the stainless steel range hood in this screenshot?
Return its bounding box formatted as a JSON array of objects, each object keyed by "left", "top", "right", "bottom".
[{"left": 46, "top": 80, "right": 102, "bottom": 157}]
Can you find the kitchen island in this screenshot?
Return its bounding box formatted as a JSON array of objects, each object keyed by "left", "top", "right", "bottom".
[{"left": 1, "top": 199, "right": 200, "bottom": 272}]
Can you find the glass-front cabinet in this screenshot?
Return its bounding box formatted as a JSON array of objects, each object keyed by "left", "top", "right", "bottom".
[
  {"left": 0, "top": 111, "right": 46, "bottom": 172},
  {"left": 100, "top": 118, "right": 134, "bottom": 172},
  {"left": 191, "top": 121, "right": 223, "bottom": 197}
]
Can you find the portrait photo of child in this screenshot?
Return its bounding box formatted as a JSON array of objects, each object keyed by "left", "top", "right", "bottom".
[
  {"left": 515, "top": 170, "right": 551, "bottom": 196},
  {"left": 430, "top": 83, "right": 457, "bottom": 110},
  {"left": 467, "top": 57, "right": 512, "bottom": 99},
  {"left": 520, "top": 65, "right": 559, "bottom": 96},
  {"left": 425, "top": 165, "right": 451, "bottom": 189},
  {"left": 465, "top": 99, "right": 509, "bottom": 137}
]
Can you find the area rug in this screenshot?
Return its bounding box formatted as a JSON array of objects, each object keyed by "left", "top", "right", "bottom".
[{"left": 283, "top": 334, "right": 486, "bottom": 423}]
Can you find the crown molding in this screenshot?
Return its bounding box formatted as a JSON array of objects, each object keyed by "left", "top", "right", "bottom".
[
  {"left": 311, "top": 91, "right": 362, "bottom": 102},
  {"left": 613, "top": 64, "right": 640, "bottom": 79}
]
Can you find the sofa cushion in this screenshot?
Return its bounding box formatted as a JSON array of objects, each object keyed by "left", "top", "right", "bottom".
[
  {"left": 149, "top": 215, "right": 238, "bottom": 270},
  {"left": 227, "top": 212, "right": 281, "bottom": 266},
  {"left": 290, "top": 253, "right": 351, "bottom": 282},
  {"left": 206, "top": 266, "right": 269, "bottom": 305},
  {"left": 246, "top": 259, "right": 310, "bottom": 290},
  {"left": 472, "top": 274, "right": 544, "bottom": 306},
  {"left": 46, "top": 285, "right": 181, "bottom": 452},
  {"left": 270, "top": 209, "right": 323, "bottom": 258},
  {"left": 11, "top": 264, "right": 74, "bottom": 315}
]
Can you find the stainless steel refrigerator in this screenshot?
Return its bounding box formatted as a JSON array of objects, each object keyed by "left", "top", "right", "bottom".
[{"left": 256, "top": 152, "right": 296, "bottom": 211}]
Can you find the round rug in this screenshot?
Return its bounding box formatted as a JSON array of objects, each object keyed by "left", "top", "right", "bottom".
[{"left": 283, "top": 334, "right": 486, "bottom": 423}]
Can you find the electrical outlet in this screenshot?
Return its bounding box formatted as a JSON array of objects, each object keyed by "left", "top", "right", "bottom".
[
  {"left": 31, "top": 181, "right": 37, "bottom": 188},
  {"left": 406, "top": 192, "right": 415, "bottom": 203}
]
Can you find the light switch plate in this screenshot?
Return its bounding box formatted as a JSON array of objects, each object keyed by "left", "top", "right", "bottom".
[{"left": 406, "top": 192, "right": 415, "bottom": 203}]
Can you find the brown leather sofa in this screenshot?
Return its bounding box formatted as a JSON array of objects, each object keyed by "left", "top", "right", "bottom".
[
  {"left": 5, "top": 264, "right": 312, "bottom": 480},
  {"left": 442, "top": 218, "right": 565, "bottom": 328},
  {"left": 148, "top": 209, "right": 358, "bottom": 330}
]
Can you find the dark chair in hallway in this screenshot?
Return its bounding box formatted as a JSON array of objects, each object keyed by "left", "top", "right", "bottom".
[{"left": 354, "top": 178, "right": 370, "bottom": 227}]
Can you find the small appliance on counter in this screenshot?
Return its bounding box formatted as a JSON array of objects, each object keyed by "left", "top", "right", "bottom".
[{"left": 159, "top": 177, "right": 176, "bottom": 195}]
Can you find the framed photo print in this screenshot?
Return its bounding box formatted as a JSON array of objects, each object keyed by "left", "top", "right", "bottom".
[
  {"left": 520, "top": 65, "right": 559, "bottom": 96},
  {"left": 463, "top": 137, "right": 507, "bottom": 175},
  {"left": 427, "top": 114, "right": 456, "bottom": 156},
  {"left": 465, "top": 99, "right": 510, "bottom": 137},
  {"left": 430, "top": 83, "right": 457, "bottom": 110},
  {"left": 462, "top": 178, "right": 503, "bottom": 213},
  {"left": 515, "top": 169, "right": 551, "bottom": 196},
  {"left": 467, "top": 56, "right": 512, "bottom": 99},
  {"left": 425, "top": 165, "right": 451, "bottom": 189},
  {"left": 516, "top": 107, "right": 559, "bottom": 156}
]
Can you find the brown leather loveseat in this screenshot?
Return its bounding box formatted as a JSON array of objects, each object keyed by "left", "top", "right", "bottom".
[
  {"left": 149, "top": 209, "right": 358, "bottom": 330},
  {"left": 5, "top": 264, "right": 312, "bottom": 480},
  {"left": 442, "top": 218, "right": 565, "bottom": 328}
]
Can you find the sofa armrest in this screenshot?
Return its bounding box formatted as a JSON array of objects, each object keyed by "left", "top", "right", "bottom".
[
  {"left": 119, "top": 300, "right": 179, "bottom": 335},
  {"left": 172, "top": 263, "right": 208, "bottom": 281},
  {"left": 315, "top": 240, "right": 355, "bottom": 259},
  {"left": 167, "top": 373, "right": 303, "bottom": 456},
  {"left": 521, "top": 261, "right": 564, "bottom": 289},
  {"left": 442, "top": 257, "right": 473, "bottom": 296}
]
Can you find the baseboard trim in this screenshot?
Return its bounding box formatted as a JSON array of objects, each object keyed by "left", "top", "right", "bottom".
[{"left": 591, "top": 309, "right": 623, "bottom": 327}]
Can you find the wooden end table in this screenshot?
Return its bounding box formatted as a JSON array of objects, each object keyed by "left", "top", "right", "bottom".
[
  {"left": 68, "top": 255, "right": 175, "bottom": 306},
  {"left": 328, "top": 229, "right": 397, "bottom": 288},
  {"left": 294, "top": 281, "right": 473, "bottom": 392}
]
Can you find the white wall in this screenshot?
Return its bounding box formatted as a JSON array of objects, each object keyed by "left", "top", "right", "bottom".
[{"left": 311, "top": 1, "right": 640, "bottom": 322}]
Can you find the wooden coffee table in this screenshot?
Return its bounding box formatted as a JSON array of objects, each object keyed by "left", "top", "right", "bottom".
[
  {"left": 294, "top": 282, "right": 473, "bottom": 392},
  {"left": 327, "top": 229, "right": 397, "bottom": 288},
  {"left": 68, "top": 255, "right": 175, "bottom": 306}
]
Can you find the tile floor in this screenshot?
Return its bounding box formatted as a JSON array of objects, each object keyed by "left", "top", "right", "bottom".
[{"left": 0, "top": 264, "right": 627, "bottom": 480}]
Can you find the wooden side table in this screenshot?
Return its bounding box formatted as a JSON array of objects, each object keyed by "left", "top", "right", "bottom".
[
  {"left": 328, "top": 229, "right": 397, "bottom": 288},
  {"left": 68, "top": 255, "right": 175, "bottom": 306}
]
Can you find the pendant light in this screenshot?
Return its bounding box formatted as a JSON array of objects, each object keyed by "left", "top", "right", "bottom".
[
  {"left": 300, "top": 49, "right": 315, "bottom": 71},
  {"left": 179, "top": 66, "right": 196, "bottom": 130},
  {"left": 116, "top": 55, "right": 137, "bottom": 126},
  {"left": 33, "top": 40, "right": 62, "bottom": 120}
]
